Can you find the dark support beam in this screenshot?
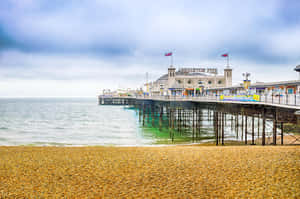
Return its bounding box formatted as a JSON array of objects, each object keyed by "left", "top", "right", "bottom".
[
  {"left": 215, "top": 111, "right": 219, "bottom": 146},
  {"left": 281, "top": 122, "right": 284, "bottom": 145},
  {"left": 273, "top": 112, "right": 277, "bottom": 145},
  {"left": 257, "top": 116, "right": 260, "bottom": 139},
  {"left": 236, "top": 114, "right": 239, "bottom": 139},
  {"left": 241, "top": 113, "right": 244, "bottom": 141},
  {"left": 251, "top": 116, "right": 255, "bottom": 145},
  {"left": 219, "top": 112, "right": 221, "bottom": 144},
  {"left": 192, "top": 108, "right": 195, "bottom": 142},
  {"left": 171, "top": 109, "right": 175, "bottom": 142},
  {"left": 262, "top": 110, "right": 266, "bottom": 146},
  {"left": 245, "top": 115, "right": 248, "bottom": 145},
  {"left": 139, "top": 107, "right": 142, "bottom": 122},
  {"left": 159, "top": 106, "right": 163, "bottom": 131},
  {"left": 222, "top": 113, "right": 225, "bottom": 145},
  {"left": 231, "top": 115, "right": 234, "bottom": 131},
  {"left": 142, "top": 105, "right": 145, "bottom": 126}
]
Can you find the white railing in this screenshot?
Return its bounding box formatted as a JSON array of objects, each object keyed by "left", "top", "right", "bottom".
[
  {"left": 103, "top": 94, "right": 300, "bottom": 107},
  {"left": 133, "top": 94, "right": 300, "bottom": 107},
  {"left": 259, "top": 94, "right": 300, "bottom": 106}
]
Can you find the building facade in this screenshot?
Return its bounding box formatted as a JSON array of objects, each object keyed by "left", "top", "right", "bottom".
[{"left": 149, "top": 66, "right": 233, "bottom": 96}]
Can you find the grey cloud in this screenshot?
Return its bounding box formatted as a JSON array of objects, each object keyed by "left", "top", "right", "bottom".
[{"left": 0, "top": 0, "right": 299, "bottom": 96}]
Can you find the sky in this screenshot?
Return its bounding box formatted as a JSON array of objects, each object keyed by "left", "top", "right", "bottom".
[{"left": 0, "top": 0, "right": 300, "bottom": 97}]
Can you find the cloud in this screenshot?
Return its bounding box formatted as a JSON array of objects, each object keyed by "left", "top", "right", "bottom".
[
  {"left": 0, "top": 0, "right": 299, "bottom": 96},
  {"left": 266, "top": 26, "right": 300, "bottom": 59}
]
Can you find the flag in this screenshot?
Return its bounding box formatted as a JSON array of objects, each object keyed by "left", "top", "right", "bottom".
[
  {"left": 221, "top": 53, "right": 228, "bottom": 57},
  {"left": 165, "top": 52, "right": 172, "bottom": 56}
]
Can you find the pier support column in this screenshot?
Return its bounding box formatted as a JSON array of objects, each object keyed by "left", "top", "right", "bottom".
[
  {"left": 257, "top": 116, "right": 260, "bottom": 139},
  {"left": 215, "top": 111, "right": 219, "bottom": 146},
  {"left": 241, "top": 113, "right": 244, "bottom": 141},
  {"left": 151, "top": 105, "right": 155, "bottom": 127},
  {"left": 159, "top": 106, "right": 163, "bottom": 131},
  {"left": 222, "top": 113, "right": 225, "bottom": 145},
  {"left": 262, "top": 110, "right": 266, "bottom": 146},
  {"left": 198, "top": 109, "right": 202, "bottom": 140},
  {"left": 236, "top": 113, "right": 239, "bottom": 139},
  {"left": 231, "top": 115, "right": 234, "bottom": 131},
  {"left": 192, "top": 108, "right": 195, "bottom": 142},
  {"left": 142, "top": 105, "right": 145, "bottom": 126},
  {"left": 139, "top": 106, "right": 142, "bottom": 122},
  {"left": 171, "top": 109, "right": 175, "bottom": 142},
  {"left": 245, "top": 115, "right": 248, "bottom": 145},
  {"left": 147, "top": 105, "right": 150, "bottom": 124},
  {"left": 251, "top": 116, "right": 255, "bottom": 145},
  {"left": 281, "top": 122, "right": 284, "bottom": 145},
  {"left": 218, "top": 112, "right": 221, "bottom": 144},
  {"left": 273, "top": 112, "right": 277, "bottom": 145}
]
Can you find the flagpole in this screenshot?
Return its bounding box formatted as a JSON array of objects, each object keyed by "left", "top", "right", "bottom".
[
  {"left": 227, "top": 55, "right": 229, "bottom": 68},
  {"left": 171, "top": 54, "right": 173, "bottom": 67}
]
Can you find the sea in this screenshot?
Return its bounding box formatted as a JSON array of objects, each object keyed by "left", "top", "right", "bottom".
[
  {"left": 0, "top": 98, "right": 157, "bottom": 146},
  {"left": 0, "top": 98, "right": 277, "bottom": 146}
]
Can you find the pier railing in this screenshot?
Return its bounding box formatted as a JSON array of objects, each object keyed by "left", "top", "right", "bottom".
[
  {"left": 134, "top": 94, "right": 300, "bottom": 107},
  {"left": 99, "top": 94, "right": 300, "bottom": 108}
]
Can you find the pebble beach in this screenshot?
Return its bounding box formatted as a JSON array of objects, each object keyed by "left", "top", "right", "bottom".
[{"left": 0, "top": 146, "right": 299, "bottom": 198}]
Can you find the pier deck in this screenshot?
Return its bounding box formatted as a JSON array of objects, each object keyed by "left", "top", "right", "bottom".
[{"left": 99, "top": 95, "right": 300, "bottom": 110}]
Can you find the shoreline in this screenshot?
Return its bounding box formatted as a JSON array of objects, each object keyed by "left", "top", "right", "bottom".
[{"left": 1, "top": 134, "right": 299, "bottom": 147}]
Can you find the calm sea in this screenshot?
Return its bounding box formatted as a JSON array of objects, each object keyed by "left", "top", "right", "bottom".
[{"left": 0, "top": 98, "right": 155, "bottom": 146}]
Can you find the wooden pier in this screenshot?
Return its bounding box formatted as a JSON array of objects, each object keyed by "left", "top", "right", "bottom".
[{"left": 98, "top": 96, "right": 300, "bottom": 145}]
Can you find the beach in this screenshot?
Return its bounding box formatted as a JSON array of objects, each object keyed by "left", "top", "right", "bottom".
[{"left": 0, "top": 146, "right": 299, "bottom": 198}]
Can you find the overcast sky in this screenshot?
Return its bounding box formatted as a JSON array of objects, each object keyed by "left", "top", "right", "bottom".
[{"left": 0, "top": 0, "right": 300, "bottom": 97}]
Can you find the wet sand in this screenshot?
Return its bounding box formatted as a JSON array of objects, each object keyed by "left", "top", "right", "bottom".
[{"left": 0, "top": 146, "right": 299, "bottom": 198}]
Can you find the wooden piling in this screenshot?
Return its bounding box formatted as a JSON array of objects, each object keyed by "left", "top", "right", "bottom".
[
  {"left": 222, "top": 112, "right": 225, "bottom": 145},
  {"left": 159, "top": 106, "right": 163, "bottom": 131},
  {"left": 245, "top": 115, "right": 248, "bottom": 145},
  {"left": 262, "top": 110, "right": 266, "bottom": 146},
  {"left": 192, "top": 108, "right": 195, "bottom": 142},
  {"left": 251, "top": 116, "right": 255, "bottom": 145},
  {"left": 241, "top": 113, "right": 244, "bottom": 141},
  {"left": 236, "top": 114, "right": 239, "bottom": 139},
  {"left": 257, "top": 116, "right": 260, "bottom": 139},
  {"left": 281, "top": 122, "right": 284, "bottom": 145},
  {"left": 218, "top": 112, "right": 221, "bottom": 144},
  {"left": 273, "top": 113, "right": 277, "bottom": 145},
  {"left": 142, "top": 105, "right": 145, "bottom": 126},
  {"left": 231, "top": 115, "right": 234, "bottom": 131},
  {"left": 215, "top": 111, "right": 219, "bottom": 146}
]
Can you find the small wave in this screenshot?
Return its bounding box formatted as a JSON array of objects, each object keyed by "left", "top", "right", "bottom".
[
  {"left": 28, "top": 142, "right": 73, "bottom": 146},
  {"left": 54, "top": 127, "right": 65, "bottom": 130},
  {"left": 0, "top": 137, "right": 8, "bottom": 141},
  {"left": 0, "top": 127, "right": 9, "bottom": 130}
]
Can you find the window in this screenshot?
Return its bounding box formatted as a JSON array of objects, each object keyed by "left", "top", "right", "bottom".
[
  {"left": 177, "top": 80, "right": 181, "bottom": 84},
  {"left": 218, "top": 80, "right": 222, "bottom": 84},
  {"left": 208, "top": 81, "right": 212, "bottom": 84},
  {"left": 188, "top": 80, "right": 192, "bottom": 84},
  {"left": 198, "top": 80, "right": 203, "bottom": 84}
]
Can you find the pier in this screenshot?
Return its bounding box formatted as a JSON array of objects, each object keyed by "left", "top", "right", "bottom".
[{"left": 98, "top": 95, "right": 300, "bottom": 145}]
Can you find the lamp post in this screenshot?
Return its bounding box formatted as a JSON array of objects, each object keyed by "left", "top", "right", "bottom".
[
  {"left": 295, "top": 65, "right": 300, "bottom": 80},
  {"left": 242, "top": 72, "right": 251, "bottom": 94},
  {"left": 146, "top": 72, "right": 149, "bottom": 94}
]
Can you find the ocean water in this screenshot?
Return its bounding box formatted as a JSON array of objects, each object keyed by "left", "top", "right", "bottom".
[
  {"left": 0, "top": 98, "right": 153, "bottom": 146},
  {"left": 1, "top": 98, "right": 278, "bottom": 146}
]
